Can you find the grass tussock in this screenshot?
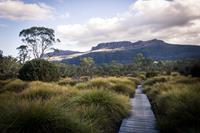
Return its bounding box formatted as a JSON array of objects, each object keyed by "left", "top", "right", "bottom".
[
  {"left": 0, "top": 98, "right": 91, "bottom": 133},
  {"left": 0, "top": 76, "right": 134, "bottom": 133},
  {"left": 143, "top": 75, "right": 200, "bottom": 133},
  {"left": 143, "top": 76, "right": 169, "bottom": 86},
  {"left": 71, "top": 89, "right": 130, "bottom": 133},
  {"left": 58, "top": 77, "right": 81, "bottom": 86},
  {"left": 20, "top": 81, "right": 74, "bottom": 100},
  {"left": 0, "top": 79, "right": 28, "bottom": 93},
  {"left": 75, "top": 77, "right": 139, "bottom": 97}
]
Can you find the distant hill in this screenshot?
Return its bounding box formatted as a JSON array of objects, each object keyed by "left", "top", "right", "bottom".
[
  {"left": 45, "top": 50, "right": 80, "bottom": 57},
  {"left": 47, "top": 39, "right": 200, "bottom": 64}
]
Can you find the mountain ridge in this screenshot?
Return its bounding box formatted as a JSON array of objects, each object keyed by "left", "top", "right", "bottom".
[{"left": 47, "top": 39, "right": 200, "bottom": 64}]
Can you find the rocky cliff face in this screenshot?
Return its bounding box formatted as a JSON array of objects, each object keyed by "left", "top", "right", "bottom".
[{"left": 47, "top": 39, "right": 200, "bottom": 64}]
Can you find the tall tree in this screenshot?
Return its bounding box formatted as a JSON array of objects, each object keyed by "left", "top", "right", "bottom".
[
  {"left": 16, "top": 45, "right": 29, "bottom": 64},
  {"left": 0, "top": 56, "right": 20, "bottom": 79},
  {"left": 0, "top": 50, "right": 3, "bottom": 58},
  {"left": 133, "top": 53, "right": 153, "bottom": 71},
  {"left": 19, "top": 27, "right": 60, "bottom": 59},
  {"left": 80, "top": 57, "right": 95, "bottom": 76}
]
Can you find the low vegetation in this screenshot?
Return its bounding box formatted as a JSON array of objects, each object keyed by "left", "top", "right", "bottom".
[
  {"left": 75, "top": 77, "right": 139, "bottom": 97},
  {"left": 18, "top": 59, "right": 59, "bottom": 82},
  {"left": 143, "top": 75, "right": 200, "bottom": 133},
  {"left": 0, "top": 76, "right": 138, "bottom": 133},
  {"left": 0, "top": 79, "right": 28, "bottom": 93},
  {"left": 1, "top": 46, "right": 200, "bottom": 133}
]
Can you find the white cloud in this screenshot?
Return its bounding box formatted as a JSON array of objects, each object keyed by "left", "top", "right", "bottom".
[
  {"left": 0, "top": 0, "right": 54, "bottom": 21},
  {"left": 57, "top": 0, "right": 200, "bottom": 51}
]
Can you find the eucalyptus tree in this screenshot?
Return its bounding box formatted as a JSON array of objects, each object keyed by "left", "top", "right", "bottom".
[
  {"left": 19, "top": 27, "right": 60, "bottom": 59},
  {"left": 16, "top": 45, "right": 29, "bottom": 64},
  {"left": 80, "top": 57, "right": 95, "bottom": 76}
]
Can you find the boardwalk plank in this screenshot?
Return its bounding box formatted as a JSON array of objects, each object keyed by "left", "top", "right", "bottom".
[{"left": 118, "top": 85, "right": 159, "bottom": 133}]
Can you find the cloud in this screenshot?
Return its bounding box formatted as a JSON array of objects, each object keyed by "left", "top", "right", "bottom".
[
  {"left": 57, "top": 0, "right": 200, "bottom": 51},
  {"left": 0, "top": 0, "right": 54, "bottom": 21}
]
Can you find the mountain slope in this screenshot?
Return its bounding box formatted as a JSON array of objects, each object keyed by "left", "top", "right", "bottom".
[{"left": 48, "top": 39, "right": 200, "bottom": 64}]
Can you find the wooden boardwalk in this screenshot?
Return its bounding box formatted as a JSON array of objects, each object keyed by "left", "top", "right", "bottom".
[{"left": 118, "top": 85, "right": 159, "bottom": 133}]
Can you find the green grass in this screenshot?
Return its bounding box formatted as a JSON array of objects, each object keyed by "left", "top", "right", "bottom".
[
  {"left": 71, "top": 89, "right": 130, "bottom": 133},
  {"left": 0, "top": 76, "right": 135, "bottom": 133},
  {"left": 20, "top": 81, "right": 73, "bottom": 100},
  {"left": 143, "top": 75, "right": 200, "bottom": 133},
  {"left": 75, "top": 77, "right": 139, "bottom": 97},
  {"left": 0, "top": 79, "right": 28, "bottom": 93},
  {"left": 0, "top": 97, "right": 91, "bottom": 133},
  {"left": 157, "top": 88, "right": 200, "bottom": 133},
  {"left": 143, "top": 76, "right": 169, "bottom": 86},
  {"left": 58, "top": 77, "right": 81, "bottom": 86}
]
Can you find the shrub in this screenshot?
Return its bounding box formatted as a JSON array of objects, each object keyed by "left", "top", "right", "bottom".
[
  {"left": 0, "top": 56, "right": 20, "bottom": 80},
  {"left": 190, "top": 64, "right": 200, "bottom": 77},
  {"left": 146, "top": 71, "right": 158, "bottom": 78},
  {"left": 18, "top": 59, "right": 59, "bottom": 82}
]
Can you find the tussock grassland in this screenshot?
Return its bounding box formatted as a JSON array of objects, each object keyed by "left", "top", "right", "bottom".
[
  {"left": 0, "top": 76, "right": 139, "bottom": 133},
  {"left": 0, "top": 79, "right": 28, "bottom": 93},
  {"left": 143, "top": 75, "right": 200, "bottom": 133},
  {"left": 75, "top": 77, "right": 139, "bottom": 97},
  {"left": 58, "top": 77, "right": 81, "bottom": 86}
]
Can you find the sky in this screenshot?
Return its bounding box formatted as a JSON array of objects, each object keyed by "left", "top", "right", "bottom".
[{"left": 0, "top": 0, "right": 200, "bottom": 57}]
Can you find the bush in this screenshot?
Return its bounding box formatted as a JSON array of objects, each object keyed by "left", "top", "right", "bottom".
[
  {"left": 18, "top": 59, "right": 59, "bottom": 82},
  {"left": 190, "top": 64, "right": 200, "bottom": 77},
  {"left": 0, "top": 56, "right": 20, "bottom": 80},
  {"left": 146, "top": 71, "right": 158, "bottom": 78}
]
